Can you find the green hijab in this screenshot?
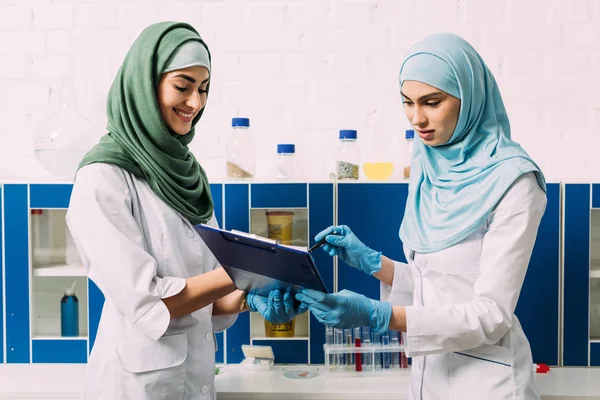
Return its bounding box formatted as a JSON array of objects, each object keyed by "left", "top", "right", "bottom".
[{"left": 78, "top": 22, "right": 214, "bottom": 224}]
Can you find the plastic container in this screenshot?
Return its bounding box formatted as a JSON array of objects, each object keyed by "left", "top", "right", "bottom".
[
  {"left": 33, "top": 75, "right": 97, "bottom": 180},
  {"left": 276, "top": 144, "right": 295, "bottom": 180},
  {"left": 61, "top": 281, "right": 79, "bottom": 337},
  {"left": 225, "top": 117, "right": 256, "bottom": 180},
  {"left": 336, "top": 130, "right": 361, "bottom": 180}
]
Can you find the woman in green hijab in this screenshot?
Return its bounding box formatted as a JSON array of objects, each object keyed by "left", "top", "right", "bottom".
[{"left": 66, "top": 22, "right": 305, "bottom": 400}]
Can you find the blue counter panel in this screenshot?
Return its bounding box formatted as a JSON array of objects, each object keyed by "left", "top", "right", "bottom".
[
  {"left": 591, "top": 342, "right": 600, "bottom": 366},
  {"left": 4, "top": 185, "right": 30, "bottom": 363},
  {"left": 563, "top": 184, "right": 590, "bottom": 366},
  {"left": 30, "top": 184, "right": 72, "bottom": 209},
  {"left": 308, "top": 183, "right": 334, "bottom": 364},
  {"left": 224, "top": 184, "right": 250, "bottom": 364},
  {"left": 88, "top": 279, "right": 104, "bottom": 354},
  {"left": 0, "top": 186, "right": 3, "bottom": 363},
  {"left": 337, "top": 183, "right": 408, "bottom": 300},
  {"left": 215, "top": 332, "right": 224, "bottom": 364},
  {"left": 32, "top": 339, "right": 87, "bottom": 363},
  {"left": 252, "top": 339, "right": 309, "bottom": 364},
  {"left": 515, "top": 183, "right": 560, "bottom": 365},
  {"left": 251, "top": 184, "right": 307, "bottom": 209},
  {"left": 210, "top": 184, "right": 223, "bottom": 227}
]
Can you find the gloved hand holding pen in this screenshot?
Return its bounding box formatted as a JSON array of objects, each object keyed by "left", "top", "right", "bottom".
[{"left": 314, "top": 225, "right": 382, "bottom": 276}]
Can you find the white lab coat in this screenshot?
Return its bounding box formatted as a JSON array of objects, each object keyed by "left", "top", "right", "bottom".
[
  {"left": 381, "top": 172, "right": 546, "bottom": 400},
  {"left": 66, "top": 163, "right": 236, "bottom": 400}
]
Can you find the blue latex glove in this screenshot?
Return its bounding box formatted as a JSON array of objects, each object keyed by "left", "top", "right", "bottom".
[
  {"left": 295, "top": 289, "right": 392, "bottom": 333},
  {"left": 315, "top": 225, "right": 382, "bottom": 275},
  {"left": 247, "top": 290, "right": 308, "bottom": 324}
]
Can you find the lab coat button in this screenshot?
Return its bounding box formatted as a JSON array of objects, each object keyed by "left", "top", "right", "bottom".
[
  {"left": 201, "top": 385, "right": 209, "bottom": 394},
  {"left": 205, "top": 332, "right": 212, "bottom": 341},
  {"left": 187, "top": 229, "right": 194, "bottom": 238}
]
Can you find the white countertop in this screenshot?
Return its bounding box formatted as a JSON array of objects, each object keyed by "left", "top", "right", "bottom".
[{"left": 0, "top": 364, "right": 599, "bottom": 399}]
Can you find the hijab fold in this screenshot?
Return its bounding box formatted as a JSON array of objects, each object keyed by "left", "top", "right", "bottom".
[
  {"left": 399, "top": 33, "right": 546, "bottom": 254},
  {"left": 79, "top": 22, "right": 214, "bottom": 224}
]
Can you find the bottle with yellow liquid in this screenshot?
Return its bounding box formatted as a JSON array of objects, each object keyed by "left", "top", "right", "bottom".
[
  {"left": 363, "top": 162, "right": 394, "bottom": 180},
  {"left": 363, "top": 133, "right": 394, "bottom": 181},
  {"left": 264, "top": 211, "right": 297, "bottom": 337}
]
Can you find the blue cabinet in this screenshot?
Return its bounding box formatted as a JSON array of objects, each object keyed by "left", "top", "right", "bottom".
[
  {"left": 223, "top": 183, "right": 335, "bottom": 365},
  {"left": 4, "top": 184, "right": 90, "bottom": 363},
  {"left": 0, "top": 185, "right": 3, "bottom": 363},
  {"left": 563, "top": 183, "right": 600, "bottom": 367},
  {"left": 0, "top": 181, "right": 567, "bottom": 366},
  {"left": 337, "top": 183, "right": 409, "bottom": 299},
  {"left": 516, "top": 183, "right": 560, "bottom": 366}
]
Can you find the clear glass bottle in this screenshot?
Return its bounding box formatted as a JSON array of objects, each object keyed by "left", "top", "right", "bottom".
[
  {"left": 33, "top": 74, "right": 97, "bottom": 180},
  {"left": 225, "top": 117, "right": 256, "bottom": 181},
  {"left": 336, "top": 129, "right": 361, "bottom": 180},
  {"left": 403, "top": 129, "right": 415, "bottom": 180},
  {"left": 363, "top": 133, "right": 394, "bottom": 181},
  {"left": 276, "top": 144, "right": 295, "bottom": 180}
]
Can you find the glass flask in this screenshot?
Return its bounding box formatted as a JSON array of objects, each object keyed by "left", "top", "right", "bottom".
[{"left": 33, "top": 75, "right": 97, "bottom": 180}]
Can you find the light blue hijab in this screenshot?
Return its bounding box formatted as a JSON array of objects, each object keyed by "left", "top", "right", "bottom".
[{"left": 398, "top": 33, "right": 546, "bottom": 254}]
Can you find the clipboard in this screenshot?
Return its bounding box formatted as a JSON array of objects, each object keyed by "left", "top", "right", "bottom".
[{"left": 194, "top": 224, "right": 329, "bottom": 297}]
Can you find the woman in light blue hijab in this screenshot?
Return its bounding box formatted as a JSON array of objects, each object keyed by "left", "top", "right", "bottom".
[{"left": 298, "top": 33, "right": 546, "bottom": 399}]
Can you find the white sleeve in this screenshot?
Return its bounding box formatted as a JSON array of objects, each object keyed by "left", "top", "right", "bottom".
[
  {"left": 204, "top": 215, "right": 238, "bottom": 332},
  {"left": 66, "top": 164, "right": 186, "bottom": 341},
  {"left": 404, "top": 174, "right": 546, "bottom": 357},
  {"left": 380, "top": 260, "right": 414, "bottom": 306}
]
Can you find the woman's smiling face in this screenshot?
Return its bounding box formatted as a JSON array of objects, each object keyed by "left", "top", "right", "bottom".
[{"left": 157, "top": 66, "right": 210, "bottom": 135}]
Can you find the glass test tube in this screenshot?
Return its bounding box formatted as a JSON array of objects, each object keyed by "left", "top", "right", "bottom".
[
  {"left": 373, "top": 331, "right": 382, "bottom": 370},
  {"left": 361, "top": 326, "right": 372, "bottom": 370},
  {"left": 325, "top": 326, "right": 335, "bottom": 368},
  {"left": 344, "top": 329, "right": 354, "bottom": 370},
  {"left": 354, "top": 327, "right": 362, "bottom": 372},
  {"left": 382, "top": 331, "right": 390, "bottom": 369},
  {"left": 334, "top": 328, "right": 344, "bottom": 368},
  {"left": 391, "top": 330, "right": 400, "bottom": 368},
  {"left": 400, "top": 332, "right": 408, "bottom": 368}
]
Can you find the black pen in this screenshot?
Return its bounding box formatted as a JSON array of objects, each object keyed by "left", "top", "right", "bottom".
[{"left": 308, "top": 231, "right": 338, "bottom": 253}]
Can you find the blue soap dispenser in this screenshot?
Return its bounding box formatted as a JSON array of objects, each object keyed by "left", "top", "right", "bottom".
[{"left": 61, "top": 280, "right": 79, "bottom": 337}]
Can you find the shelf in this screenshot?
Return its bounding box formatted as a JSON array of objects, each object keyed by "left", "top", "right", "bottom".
[
  {"left": 251, "top": 337, "right": 309, "bottom": 341},
  {"left": 33, "top": 264, "right": 86, "bottom": 277},
  {"left": 32, "top": 336, "right": 88, "bottom": 341}
]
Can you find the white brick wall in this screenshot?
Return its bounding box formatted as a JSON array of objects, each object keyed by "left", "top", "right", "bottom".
[{"left": 0, "top": 0, "right": 599, "bottom": 182}]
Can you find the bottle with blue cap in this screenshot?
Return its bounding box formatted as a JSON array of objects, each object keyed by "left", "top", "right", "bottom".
[
  {"left": 276, "top": 143, "right": 295, "bottom": 180},
  {"left": 336, "top": 130, "right": 361, "bottom": 180},
  {"left": 389, "top": 129, "right": 414, "bottom": 180},
  {"left": 225, "top": 117, "right": 256, "bottom": 180},
  {"left": 403, "top": 129, "right": 414, "bottom": 179}
]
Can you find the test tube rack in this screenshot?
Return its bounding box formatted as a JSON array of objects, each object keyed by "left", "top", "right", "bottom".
[{"left": 323, "top": 343, "right": 407, "bottom": 376}]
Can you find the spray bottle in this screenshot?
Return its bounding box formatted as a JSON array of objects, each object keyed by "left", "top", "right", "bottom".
[{"left": 61, "top": 280, "right": 79, "bottom": 337}]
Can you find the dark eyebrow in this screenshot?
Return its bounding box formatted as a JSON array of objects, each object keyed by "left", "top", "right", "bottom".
[
  {"left": 174, "top": 74, "right": 196, "bottom": 84},
  {"left": 401, "top": 91, "right": 444, "bottom": 101}
]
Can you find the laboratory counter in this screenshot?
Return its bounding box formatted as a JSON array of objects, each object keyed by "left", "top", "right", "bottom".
[{"left": 0, "top": 364, "right": 599, "bottom": 399}]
